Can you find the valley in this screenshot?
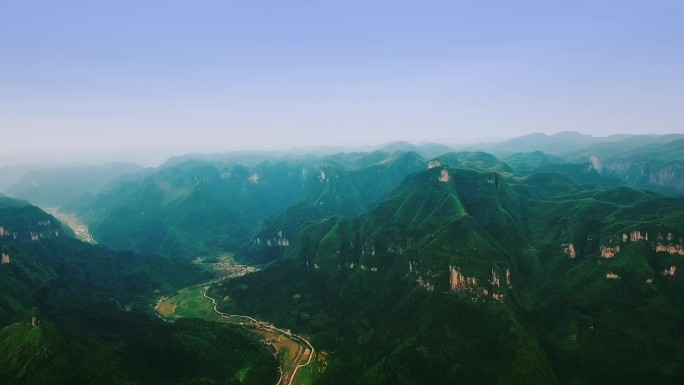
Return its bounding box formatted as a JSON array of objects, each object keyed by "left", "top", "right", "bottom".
[
  {"left": 155, "top": 270, "right": 320, "bottom": 385},
  {"left": 43, "top": 207, "right": 97, "bottom": 244}
]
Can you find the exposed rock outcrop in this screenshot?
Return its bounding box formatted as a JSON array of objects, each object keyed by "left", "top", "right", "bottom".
[
  {"left": 449, "top": 265, "right": 478, "bottom": 293},
  {"left": 248, "top": 173, "right": 260, "bottom": 184},
  {"left": 427, "top": 160, "right": 442, "bottom": 169},
  {"left": 600, "top": 245, "right": 620, "bottom": 258},
  {"left": 449, "top": 265, "right": 507, "bottom": 302},
  {"left": 655, "top": 243, "right": 684, "bottom": 255},
  {"left": 562, "top": 243, "right": 576, "bottom": 259},
  {"left": 254, "top": 230, "right": 290, "bottom": 247},
  {"left": 439, "top": 169, "right": 450, "bottom": 183},
  {"left": 589, "top": 155, "right": 604, "bottom": 173},
  {"left": 603, "top": 230, "right": 683, "bottom": 258}
]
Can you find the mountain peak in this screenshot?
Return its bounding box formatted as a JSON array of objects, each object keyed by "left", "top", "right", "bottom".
[{"left": 551, "top": 131, "right": 590, "bottom": 138}]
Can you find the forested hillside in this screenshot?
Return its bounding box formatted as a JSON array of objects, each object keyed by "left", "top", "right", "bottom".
[
  {"left": 1, "top": 135, "right": 683, "bottom": 384},
  {"left": 0, "top": 195, "right": 277, "bottom": 385},
  {"left": 209, "top": 162, "right": 684, "bottom": 384}
]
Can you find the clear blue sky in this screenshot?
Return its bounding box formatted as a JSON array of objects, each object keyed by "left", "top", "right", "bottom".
[{"left": 1, "top": 0, "right": 682, "bottom": 163}]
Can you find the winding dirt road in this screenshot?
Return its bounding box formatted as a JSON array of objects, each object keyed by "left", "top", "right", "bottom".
[
  {"left": 202, "top": 290, "right": 315, "bottom": 385},
  {"left": 155, "top": 279, "right": 317, "bottom": 385}
]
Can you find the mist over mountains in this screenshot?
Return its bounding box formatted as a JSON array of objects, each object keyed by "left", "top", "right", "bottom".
[{"left": 1, "top": 131, "right": 683, "bottom": 384}]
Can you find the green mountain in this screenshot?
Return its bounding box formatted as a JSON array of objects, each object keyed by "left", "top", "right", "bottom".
[
  {"left": 0, "top": 195, "right": 77, "bottom": 321},
  {"left": 503, "top": 151, "right": 628, "bottom": 190},
  {"left": 0, "top": 196, "right": 277, "bottom": 384},
  {"left": 499, "top": 139, "right": 684, "bottom": 195},
  {"left": 481, "top": 134, "right": 684, "bottom": 195},
  {"left": 435, "top": 151, "right": 514, "bottom": 173},
  {"left": 72, "top": 152, "right": 427, "bottom": 260},
  {"left": 0, "top": 317, "right": 278, "bottom": 385},
  {"left": 7, "top": 136, "right": 682, "bottom": 268},
  {"left": 579, "top": 139, "right": 684, "bottom": 195},
  {"left": 527, "top": 162, "right": 626, "bottom": 189},
  {"left": 503, "top": 151, "right": 565, "bottom": 172},
  {"left": 0, "top": 194, "right": 202, "bottom": 323},
  {"left": 237, "top": 151, "right": 426, "bottom": 263},
  {"left": 67, "top": 158, "right": 316, "bottom": 257},
  {"left": 377, "top": 141, "right": 455, "bottom": 159},
  {"left": 209, "top": 162, "right": 684, "bottom": 384},
  {"left": 473, "top": 131, "right": 684, "bottom": 156}
]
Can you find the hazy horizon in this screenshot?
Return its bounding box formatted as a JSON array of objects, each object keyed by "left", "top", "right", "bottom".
[
  {"left": 1, "top": 130, "right": 681, "bottom": 168},
  {"left": 2, "top": 1, "right": 682, "bottom": 166},
  {"left": 0, "top": 134, "right": 493, "bottom": 167}
]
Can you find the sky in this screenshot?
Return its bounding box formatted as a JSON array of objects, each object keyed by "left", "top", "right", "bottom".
[{"left": 1, "top": 0, "right": 682, "bottom": 165}]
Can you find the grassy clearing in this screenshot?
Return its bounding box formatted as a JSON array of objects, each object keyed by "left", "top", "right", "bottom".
[
  {"left": 276, "top": 336, "right": 301, "bottom": 372},
  {"left": 156, "top": 286, "right": 222, "bottom": 321},
  {"left": 279, "top": 347, "right": 292, "bottom": 371},
  {"left": 155, "top": 300, "right": 177, "bottom": 318},
  {"left": 234, "top": 365, "right": 252, "bottom": 381},
  {"left": 292, "top": 365, "right": 315, "bottom": 385}
]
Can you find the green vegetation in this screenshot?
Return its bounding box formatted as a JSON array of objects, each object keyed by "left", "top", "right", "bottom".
[
  {"left": 157, "top": 275, "right": 320, "bottom": 385},
  {"left": 59, "top": 152, "right": 425, "bottom": 260},
  {"left": 293, "top": 366, "right": 315, "bottom": 385},
  {"left": 210, "top": 161, "right": 684, "bottom": 385},
  {"left": 2, "top": 137, "right": 684, "bottom": 384},
  {"left": 158, "top": 286, "right": 222, "bottom": 321},
  {"left": 0, "top": 317, "right": 278, "bottom": 385},
  {"left": 0, "top": 197, "right": 277, "bottom": 384}
]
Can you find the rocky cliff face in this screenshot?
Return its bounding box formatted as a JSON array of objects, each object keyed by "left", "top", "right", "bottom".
[
  {"left": 592, "top": 230, "right": 682, "bottom": 283},
  {"left": 427, "top": 160, "right": 442, "bottom": 169},
  {"left": 601, "top": 159, "right": 684, "bottom": 195},
  {"left": 655, "top": 243, "right": 684, "bottom": 255},
  {"left": 447, "top": 265, "right": 510, "bottom": 302},
  {"left": 562, "top": 243, "right": 576, "bottom": 259},
  {"left": 654, "top": 232, "right": 684, "bottom": 255},
  {"left": 589, "top": 155, "right": 604, "bottom": 173},
  {"left": 600, "top": 245, "right": 620, "bottom": 258},
  {"left": 254, "top": 230, "right": 290, "bottom": 247},
  {"left": 0, "top": 219, "right": 63, "bottom": 242},
  {"left": 597, "top": 230, "right": 684, "bottom": 258},
  {"left": 439, "top": 169, "right": 450, "bottom": 183}
]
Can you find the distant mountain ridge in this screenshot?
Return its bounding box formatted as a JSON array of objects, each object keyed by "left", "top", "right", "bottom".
[
  {"left": 3, "top": 162, "right": 145, "bottom": 209},
  {"left": 470, "top": 131, "right": 684, "bottom": 156}
]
